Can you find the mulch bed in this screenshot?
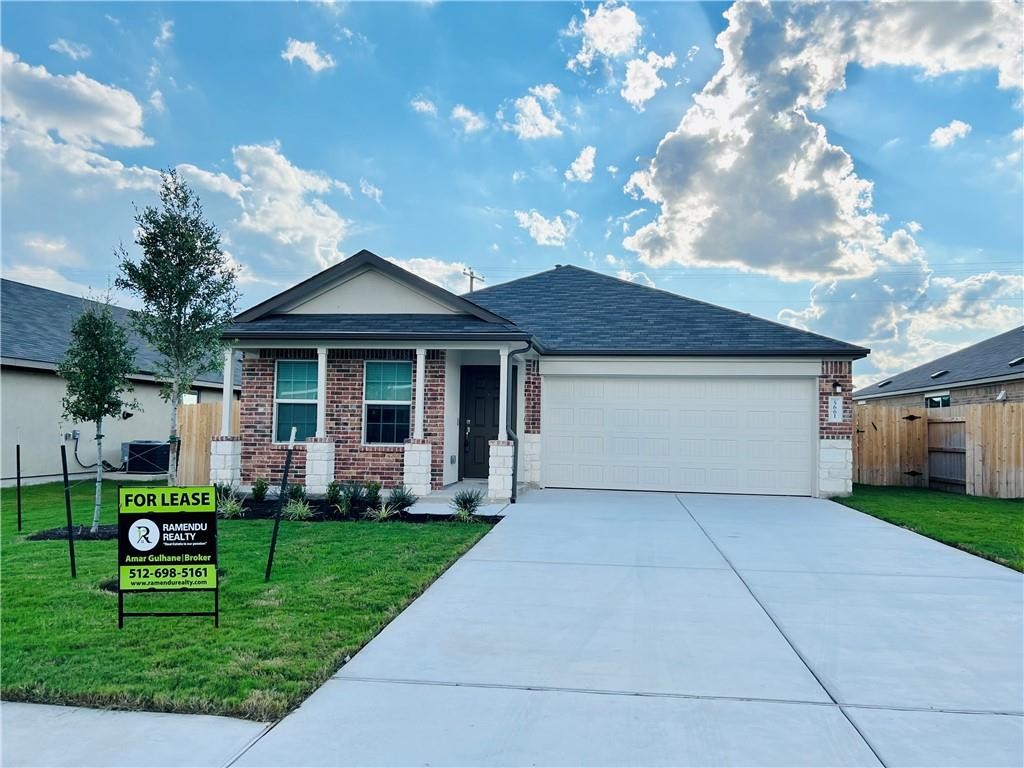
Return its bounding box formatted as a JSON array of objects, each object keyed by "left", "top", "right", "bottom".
[
  {"left": 240, "top": 498, "right": 501, "bottom": 524},
  {"left": 28, "top": 525, "right": 119, "bottom": 541}
]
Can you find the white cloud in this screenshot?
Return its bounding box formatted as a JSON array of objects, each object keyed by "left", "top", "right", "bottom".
[
  {"left": 514, "top": 209, "right": 578, "bottom": 247},
  {"left": 3, "top": 264, "right": 91, "bottom": 296},
  {"left": 177, "top": 164, "right": 246, "bottom": 203},
  {"left": 621, "top": 51, "right": 676, "bottom": 111},
  {"left": 566, "top": 0, "right": 642, "bottom": 72},
  {"left": 930, "top": 119, "right": 972, "bottom": 148},
  {"left": 450, "top": 104, "right": 487, "bottom": 133},
  {"left": 410, "top": 96, "right": 437, "bottom": 115},
  {"left": 617, "top": 269, "right": 655, "bottom": 287},
  {"left": 359, "top": 177, "right": 383, "bottom": 204},
  {"left": 565, "top": 145, "right": 597, "bottom": 182},
  {"left": 49, "top": 38, "right": 91, "bottom": 60},
  {"left": 620, "top": 2, "right": 1023, "bottom": 380},
  {"left": 281, "top": 39, "right": 336, "bottom": 73},
  {"left": 154, "top": 20, "right": 174, "bottom": 49},
  {"left": 387, "top": 257, "right": 469, "bottom": 293},
  {"left": 1, "top": 48, "right": 152, "bottom": 148},
  {"left": 22, "top": 233, "right": 83, "bottom": 265},
  {"left": 504, "top": 84, "right": 565, "bottom": 140},
  {"left": 904, "top": 220, "right": 922, "bottom": 234},
  {"left": 149, "top": 89, "right": 165, "bottom": 113},
  {"left": 512, "top": 170, "right": 527, "bottom": 183},
  {"left": 607, "top": 164, "right": 619, "bottom": 177}
]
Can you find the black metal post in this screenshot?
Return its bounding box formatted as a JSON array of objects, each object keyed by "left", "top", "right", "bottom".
[
  {"left": 264, "top": 438, "right": 295, "bottom": 582},
  {"left": 16, "top": 443, "right": 22, "bottom": 531},
  {"left": 61, "top": 444, "right": 77, "bottom": 578}
]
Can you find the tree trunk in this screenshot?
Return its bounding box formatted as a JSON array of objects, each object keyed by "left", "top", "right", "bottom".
[
  {"left": 91, "top": 417, "right": 103, "bottom": 534},
  {"left": 167, "top": 389, "right": 179, "bottom": 486}
]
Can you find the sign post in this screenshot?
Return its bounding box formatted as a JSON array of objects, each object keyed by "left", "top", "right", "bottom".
[{"left": 117, "top": 486, "right": 219, "bottom": 628}]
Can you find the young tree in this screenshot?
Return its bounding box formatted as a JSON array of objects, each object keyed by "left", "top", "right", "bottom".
[
  {"left": 58, "top": 297, "right": 138, "bottom": 533},
  {"left": 116, "top": 169, "right": 239, "bottom": 485}
]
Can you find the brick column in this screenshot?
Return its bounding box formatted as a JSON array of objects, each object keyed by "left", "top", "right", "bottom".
[
  {"left": 522, "top": 359, "right": 542, "bottom": 485},
  {"left": 210, "top": 435, "right": 241, "bottom": 487},
  {"left": 403, "top": 438, "right": 432, "bottom": 496},
  {"left": 818, "top": 360, "right": 853, "bottom": 497},
  {"left": 305, "top": 437, "right": 335, "bottom": 495},
  {"left": 488, "top": 439, "right": 514, "bottom": 501}
]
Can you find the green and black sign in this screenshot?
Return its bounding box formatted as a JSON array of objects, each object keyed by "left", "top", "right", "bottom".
[{"left": 117, "top": 486, "right": 219, "bottom": 627}]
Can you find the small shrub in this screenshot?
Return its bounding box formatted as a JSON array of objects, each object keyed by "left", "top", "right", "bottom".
[
  {"left": 365, "top": 481, "right": 382, "bottom": 509},
  {"left": 286, "top": 483, "right": 306, "bottom": 502},
  {"left": 282, "top": 498, "right": 313, "bottom": 521},
  {"left": 387, "top": 486, "right": 418, "bottom": 511},
  {"left": 216, "top": 486, "right": 245, "bottom": 519},
  {"left": 451, "top": 488, "right": 485, "bottom": 522},
  {"left": 325, "top": 480, "right": 343, "bottom": 505},
  {"left": 363, "top": 501, "right": 400, "bottom": 522},
  {"left": 251, "top": 477, "right": 270, "bottom": 502}
]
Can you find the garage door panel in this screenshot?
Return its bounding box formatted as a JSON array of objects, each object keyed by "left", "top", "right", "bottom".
[{"left": 542, "top": 375, "right": 815, "bottom": 496}]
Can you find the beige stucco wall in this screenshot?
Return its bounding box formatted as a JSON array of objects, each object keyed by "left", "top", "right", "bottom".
[
  {"left": 858, "top": 379, "right": 1024, "bottom": 407},
  {"left": 1, "top": 366, "right": 225, "bottom": 486}
]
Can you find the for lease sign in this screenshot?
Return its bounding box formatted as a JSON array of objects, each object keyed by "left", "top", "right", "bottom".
[{"left": 118, "top": 486, "right": 217, "bottom": 591}]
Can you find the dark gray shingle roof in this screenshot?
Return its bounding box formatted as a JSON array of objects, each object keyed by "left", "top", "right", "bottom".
[
  {"left": 1, "top": 279, "right": 238, "bottom": 387},
  {"left": 224, "top": 313, "right": 528, "bottom": 340},
  {"left": 465, "top": 265, "right": 868, "bottom": 357},
  {"left": 854, "top": 325, "right": 1024, "bottom": 399}
]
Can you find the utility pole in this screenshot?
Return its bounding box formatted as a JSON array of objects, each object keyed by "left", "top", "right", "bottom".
[{"left": 463, "top": 267, "right": 485, "bottom": 293}]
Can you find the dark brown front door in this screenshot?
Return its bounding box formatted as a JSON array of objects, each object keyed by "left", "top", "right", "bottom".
[{"left": 460, "top": 366, "right": 499, "bottom": 478}]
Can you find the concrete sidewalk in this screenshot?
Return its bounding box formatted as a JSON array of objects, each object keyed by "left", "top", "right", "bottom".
[
  {"left": 0, "top": 702, "right": 268, "bottom": 768},
  {"left": 233, "top": 490, "right": 1024, "bottom": 767}
]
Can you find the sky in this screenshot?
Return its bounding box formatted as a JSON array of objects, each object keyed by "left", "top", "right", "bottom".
[{"left": 2, "top": 0, "right": 1022, "bottom": 387}]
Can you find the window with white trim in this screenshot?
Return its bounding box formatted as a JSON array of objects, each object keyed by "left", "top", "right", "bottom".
[
  {"left": 275, "top": 360, "right": 318, "bottom": 442},
  {"left": 924, "top": 392, "right": 950, "bottom": 409},
  {"left": 364, "top": 361, "right": 412, "bottom": 444}
]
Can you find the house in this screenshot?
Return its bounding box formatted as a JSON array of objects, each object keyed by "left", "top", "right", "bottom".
[
  {"left": 854, "top": 326, "right": 1023, "bottom": 408},
  {"left": 214, "top": 250, "right": 869, "bottom": 499},
  {"left": 0, "top": 279, "right": 239, "bottom": 486}
]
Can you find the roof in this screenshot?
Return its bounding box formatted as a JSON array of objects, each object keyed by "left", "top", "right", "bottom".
[
  {"left": 1, "top": 279, "right": 240, "bottom": 388},
  {"left": 466, "top": 265, "right": 869, "bottom": 357},
  {"left": 854, "top": 325, "right": 1024, "bottom": 399},
  {"left": 235, "top": 249, "right": 511, "bottom": 325},
  {"left": 224, "top": 313, "right": 528, "bottom": 341}
]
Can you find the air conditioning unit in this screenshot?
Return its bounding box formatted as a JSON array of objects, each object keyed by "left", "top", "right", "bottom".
[{"left": 125, "top": 441, "right": 170, "bottom": 473}]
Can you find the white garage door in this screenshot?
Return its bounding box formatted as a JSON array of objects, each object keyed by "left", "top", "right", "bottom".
[{"left": 541, "top": 376, "right": 816, "bottom": 496}]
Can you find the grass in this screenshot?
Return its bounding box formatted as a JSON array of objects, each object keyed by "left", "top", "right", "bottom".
[
  {"left": 0, "top": 479, "right": 491, "bottom": 720},
  {"left": 837, "top": 485, "right": 1024, "bottom": 572}
]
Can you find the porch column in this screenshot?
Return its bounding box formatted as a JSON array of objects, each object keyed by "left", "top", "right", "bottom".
[
  {"left": 498, "top": 346, "right": 509, "bottom": 441},
  {"left": 220, "top": 347, "right": 234, "bottom": 435},
  {"left": 316, "top": 347, "right": 328, "bottom": 438},
  {"left": 413, "top": 348, "right": 426, "bottom": 440}
]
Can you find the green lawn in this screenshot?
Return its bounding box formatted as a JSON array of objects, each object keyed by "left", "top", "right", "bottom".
[
  {"left": 838, "top": 485, "right": 1023, "bottom": 572},
  {"left": 0, "top": 480, "right": 490, "bottom": 720}
]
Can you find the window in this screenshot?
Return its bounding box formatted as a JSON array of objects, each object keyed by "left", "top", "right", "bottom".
[
  {"left": 180, "top": 391, "right": 199, "bottom": 405},
  {"left": 364, "top": 361, "right": 412, "bottom": 444},
  {"left": 275, "top": 360, "right": 318, "bottom": 442},
  {"left": 925, "top": 393, "right": 950, "bottom": 409}
]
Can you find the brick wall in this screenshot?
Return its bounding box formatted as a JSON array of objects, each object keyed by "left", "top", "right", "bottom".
[
  {"left": 819, "top": 360, "right": 853, "bottom": 439},
  {"left": 524, "top": 358, "right": 541, "bottom": 434},
  {"left": 240, "top": 348, "right": 446, "bottom": 490},
  {"left": 859, "top": 379, "right": 1024, "bottom": 407}
]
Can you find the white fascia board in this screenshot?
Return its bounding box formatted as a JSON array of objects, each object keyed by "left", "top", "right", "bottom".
[
  {"left": 228, "top": 340, "right": 520, "bottom": 352},
  {"left": 538, "top": 356, "right": 821, "bottom": 377}
]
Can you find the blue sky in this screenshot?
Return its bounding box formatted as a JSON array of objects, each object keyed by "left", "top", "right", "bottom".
[{"left": 2, "top": 1, "right": 1021, "bottom": 386}]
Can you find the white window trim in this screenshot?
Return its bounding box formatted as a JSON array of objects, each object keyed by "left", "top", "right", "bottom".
[
  {"left": 273, "top": 359, "right": 318, "bottom": 445},
  {"left": 362, "top": 360, "right": 413, "bottom": 447},
  {"left": 923, "top": 390, "right": 951, "bottom": 408}
]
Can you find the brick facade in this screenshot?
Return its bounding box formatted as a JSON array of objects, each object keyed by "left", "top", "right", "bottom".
[
  {"left": 859, "top": 379, "right": 1024, "bottom": 407},
  {"left": 524, "top": 358, "right": 541, "bottom": 434},
  {"left": 239, "top": 348, "right": 446, "bottom": 490},
  {"left": 819, "top": 360, "right": 853, "bottom": 439}
]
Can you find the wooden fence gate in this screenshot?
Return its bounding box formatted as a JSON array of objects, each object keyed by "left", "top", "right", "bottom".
[
  {"left": 853, "top": 403, "right": 1023, "bottom": 498},
  {"left": 176, "top": 402, "right": 239, "bottom": 486}
]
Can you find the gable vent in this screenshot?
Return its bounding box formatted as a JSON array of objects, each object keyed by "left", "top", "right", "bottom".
[
  {"left": 877, "top": 380, "right": 892, "bottom": 388},
  {"left": 930, "top": 370, "right": 949, "bottom": 379},
  {"left": 1010, "top": 357, "right": 1024, "bottom": 367}
]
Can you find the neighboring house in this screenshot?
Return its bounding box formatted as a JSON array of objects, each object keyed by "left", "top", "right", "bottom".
[
  {"left": 1, "top": 279, "right": 240, "bottom": 486},
  {"left": 854, "top": 326, "right": 1024, "bottom": 408},
  {"left": 213, "top": 250, "right": 868, "bottom": 499}
]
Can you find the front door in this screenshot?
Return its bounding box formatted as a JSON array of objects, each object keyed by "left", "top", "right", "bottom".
[{"left": 460, "top": 366, "right": 500, "bottom": 478}]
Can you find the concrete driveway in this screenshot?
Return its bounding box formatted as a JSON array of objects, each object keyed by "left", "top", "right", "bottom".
[{"left": 236, "top": 490, "right": 1023, "bottom": 767}]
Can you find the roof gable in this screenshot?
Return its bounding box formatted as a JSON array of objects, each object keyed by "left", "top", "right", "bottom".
[
  {"left": 467, "top": 265, "right": 869, "bottom": 357},
  {"left": 854, "top": 325, "right": 1024, "bottom": 398},
  {"left": 234, "top": 250, "right": 508, "bottom": 324}
]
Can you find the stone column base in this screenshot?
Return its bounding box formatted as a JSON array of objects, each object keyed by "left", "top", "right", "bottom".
[
  {"left": 488, "top": 440, "right": 514, "bottom": 501},
  {"left": 818, "top": 438, "right": 853, "bottom": 497},
  {"left": 305, "top": 439, "right": 336, "bottom": 496},
  {"left": 521, "top": 433, "right": 541, "bottom": 486},
  {"left": 403, "top": 439, "right": 432, "bottom": 496},
  {"left": 210, "top": 436, "right": 241, "bottom": 487}
]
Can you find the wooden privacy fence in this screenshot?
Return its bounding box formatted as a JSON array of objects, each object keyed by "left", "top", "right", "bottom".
[
  {"left": 176, "top": 402, "right": 239, "bottom": 486},
  {"left": 853, "top": 403, "right": 1023, "bottom": 498}
]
